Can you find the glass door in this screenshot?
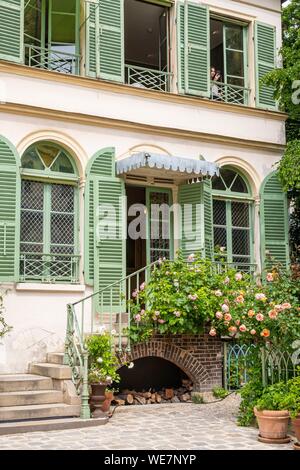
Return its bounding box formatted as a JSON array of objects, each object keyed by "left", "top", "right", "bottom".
[
  {"left": 146, "top": 188, "right": 173, "bottom": 263},
  {"left": 223, "top": 23, "right": 248, "bottom": 104}
]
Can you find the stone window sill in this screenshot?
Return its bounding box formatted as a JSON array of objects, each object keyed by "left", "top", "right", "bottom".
[{"left": 16, "top": 283, "right": 86, "bottom": 293}]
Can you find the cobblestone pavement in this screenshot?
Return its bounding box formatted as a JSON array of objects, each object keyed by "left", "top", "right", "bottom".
[{"left": 0, "top": 395, "right": 295, "bottom": 450}]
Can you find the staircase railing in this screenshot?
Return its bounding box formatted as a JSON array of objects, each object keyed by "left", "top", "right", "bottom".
[{"left": 63, "top": 260, "right": 161, "bottom": 418}]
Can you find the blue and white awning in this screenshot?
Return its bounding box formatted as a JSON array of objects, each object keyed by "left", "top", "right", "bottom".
[{"left": 116, "top": 152, "right": 219, "bottom": 179}]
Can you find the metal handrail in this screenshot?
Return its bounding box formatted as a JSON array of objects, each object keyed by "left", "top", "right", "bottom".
[
  {"left": 125, "top": 64, "right": 173, "bottom": 92},
  {"left": 210, "top": 80, "right": 251, "bottom": 106},
  {"left": 24, "top": 43, "right": 81, "bottom": 75}
]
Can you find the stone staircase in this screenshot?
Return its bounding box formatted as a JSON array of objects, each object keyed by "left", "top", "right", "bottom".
[{"left": 0, "top": 353, "right": 80, "bottom": 423}]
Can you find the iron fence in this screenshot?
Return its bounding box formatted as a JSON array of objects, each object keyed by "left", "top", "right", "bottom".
[
  {"left": 20, "top": 253, "right": 80, "bottom": 284},
  {"left": 125, "top": 64, "right": 173, "bottom": 92}
]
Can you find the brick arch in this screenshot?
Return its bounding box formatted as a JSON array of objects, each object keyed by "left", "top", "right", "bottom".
[{"left": 125, "top": 340, "right": 210, "bottom": 389}]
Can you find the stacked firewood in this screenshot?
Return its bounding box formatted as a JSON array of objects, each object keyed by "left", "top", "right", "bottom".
[{"left": 112, "top": 379, "right": 193, "bottom": 406}]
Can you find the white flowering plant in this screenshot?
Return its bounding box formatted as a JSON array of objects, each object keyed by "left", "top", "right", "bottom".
[{"left": 86, "top": 331, "right": 120, "bottom": 384}]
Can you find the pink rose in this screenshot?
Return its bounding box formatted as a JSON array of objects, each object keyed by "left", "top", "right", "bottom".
[
  {"left": 140, "top": 282, "right": 146, "bottom": 291},
  {"left": 140, "top": 309, "right": 146, "bottom": 316},
  {"left": 214, "top": 290, "right": 223, "bottom": 297},
  {"left": 235, "top": 295, "right": 244, "bottom": 304},
  {"left": 281, "top": 303, "right": 291, "bottom": 310},
  {"left": 235, "top": 273, "right": 243, "bottom": 281},
  {"left": 154, "top": 311, "right": 160, "bottom": 317},
  {"left": 266, "top": 273, "right": 274, "bottom": 282},
  {"left": 250, "top": 329, "right": 256, "bottom": 335},
  {"left": 235, "top": 320, "right": 241, "bottom": 326},
  {"left": 216, "top": 311, "right": 223, "bottom": 320},
  {"left": 255, "top": 293, "right": 266, "bottom": 301},
  {"left": 158, "top": 319, "right": 166, "bottom": 324},
  {"left": 132, "top": 290, "right": 139, "bottom": 298},
  {"left": 256, "top": 313, "right": 264, "bottom": 321},
  {"left": 229, "top": 326, "right": 237, "bottom": 334},
  {"left": 174, "top": 311, "right": 181, "bottom": 317},
  {"left": 239, "top": 324, "right": 247, "bottom": 332},
  {"left": 188, "top": 253, "right": 195, "bottom": 262},
  {"left": 222, "top": 304, "right": 229, "bottom": 313},
  {"left": 268, "top": 309, "right": 278, "bottom": 319},
  {"left": 224, "top": 313, "right": 232, "bottom": 322},
  {"left": 223, "top": 277, "right": 230, "bottom": 285},
  {"left": 188, "top": 294, "right": 198, "bottom": 301},
  {"left": 209, "top": 328, "right": 217, "bottom": 337},
  {"left": 135, "top": 314, "right": 141, "bottom": 323}
]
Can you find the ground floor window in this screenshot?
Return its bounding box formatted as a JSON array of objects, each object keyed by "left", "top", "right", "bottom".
[
  {"left": 212, "top": 167, "right": 253, "bottom": 270},
  {"left": 20, "top": 142, "right": 80, "bottom": 283}
]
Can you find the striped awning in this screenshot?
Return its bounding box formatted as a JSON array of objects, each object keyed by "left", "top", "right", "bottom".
[{"left": 116, "top": 152, "right": 219, "bottom": 179}]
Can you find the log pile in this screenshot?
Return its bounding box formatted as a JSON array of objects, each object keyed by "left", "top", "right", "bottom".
[{"left": 112, "top": 379, "right": 193, "bottom": 406}]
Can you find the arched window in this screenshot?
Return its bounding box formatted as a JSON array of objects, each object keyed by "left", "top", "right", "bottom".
[
  {"left": 20, "top": 142, "right": 80, "bottom": 283},
  {"left": 212, "top": 167, "right": 254, "bottom": 269}
]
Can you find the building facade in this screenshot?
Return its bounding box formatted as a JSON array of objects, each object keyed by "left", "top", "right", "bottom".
[{"left": 0, "top": 0, "right": 289, "bottom": 376}]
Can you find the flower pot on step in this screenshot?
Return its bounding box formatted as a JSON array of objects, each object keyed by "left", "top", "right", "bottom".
[
  {"left": 292, "top": 415, "right": 300, "bottom": 450},
  {"left": 89, "top": 383, "right": 107, "bottom": 418},
  {"left": 254, "top": 407, "right": 291, "bottom": 444},
  {"left": 101, "top": 390, "right": 114, "bottom": 413}
]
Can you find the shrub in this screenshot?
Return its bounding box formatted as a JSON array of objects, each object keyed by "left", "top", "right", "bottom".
[
  {"left": 85, "top": 330, "right": 120, "bottom": 384},
  {"left": 255, "top": 382, "right": 289, "bottom": 412},
  {"left": 212, "top": 387, "right": 229, "bottom": 399},
  {"left": 0, "top": 288, "right": 12, "bottom": 338},
  {"left": 192, "top": 393, "right": 204, "bottom": 404}
]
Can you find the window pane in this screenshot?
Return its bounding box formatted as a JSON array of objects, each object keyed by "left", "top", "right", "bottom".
[
  {"left": 213, "top": 227, "right": 227, "bottom": 250},
  {"left": 226, "top": 50, "right": 244, "bottom": 78},
  {"left": 24, "top": 1, "right": 42, "bottom": 45},
  {"left": 51, "top": 14, "right": 76, "bottom": 44},
  {"left": 51, "top": 213, "right": 74, "bottom": 245},
  {"left": 21, "top": 180, "right": 44, "bottom": 210},
  {"left": 51, "top": 0, "right": 76, "bottom": 14},
  {"left": 212, "top": 175, "right": 226, "bottom": 191},
  {"left": 232, "top": 202, "right": 249, "bottom": 227},
  {"left": 225, "top": 25, "right": 243, "bottom": 51},
  {"left": 51, "top": 153, "right": 75, "bottom": 175},
  {"left": 232, "top": 229, "right": 250, "bottom": 255},
  {"left": 22, "top": 150, "right": 44, "bottom": 171},
  {"left": 36, "top": 143, "right": 60, "bottom": 168},
  {"left": 227, "top": 76, "right": 245, "bottom": 87},
  {"left": 51, "top": 184, "right": 74, "bottom": 212},
  {"left": 213, "top": 199, "right": 226, "bottom": 225},
  {"left": 231, "top": 175, "right": 248, "bottom": 193}
]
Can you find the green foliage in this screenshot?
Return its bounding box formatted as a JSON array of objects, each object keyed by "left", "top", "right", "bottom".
[
  {"left": 278, "top": 140, "right": 300, "bottom": 192},
  {"left": 237, "top": 351, "right": 264, "bottom": 426},
  {"left": 0, "top": 288, "right": 12, "bottom": 339},
  {"left": 256, "top": 381, "right": 289, "bottom": 412},
  {"left": 262, "top": 0, "right": 300, "bottom": 121},
  {"left": 280, "top": 373, "right": 300, "bottom": 419},
  {"left": 85, "top": 332, "right": 120, "bottom": 384},
  {"left": 212, "top": 387, "right": 229, "bottom": 399},
  {"left": 192, "top": 393, "right": 204, "bottom": 404}
]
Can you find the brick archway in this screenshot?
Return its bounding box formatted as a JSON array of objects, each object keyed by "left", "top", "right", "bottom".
[{"left": 126, "top": 340, "right": 211, "bottom": 391}]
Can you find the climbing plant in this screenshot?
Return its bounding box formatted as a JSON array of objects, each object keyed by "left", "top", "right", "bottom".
[{"left": 0, "top": 288, "right": 12, "bottom": 338}]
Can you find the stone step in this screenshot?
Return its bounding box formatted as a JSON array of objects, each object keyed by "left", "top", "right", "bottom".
[
  {"left": 0, "top": 403, "right": 80, "bottom": 421},
  {"left": 29, "top": 363, "right": 72, "bottom": 380},
  {"left": 0, "top": 415, "right": 108, "bottom": 435},
  {"left": 0, "top": 375, "right": 53, "bottom": 393},
  {"left": 0, "top": 390, "right": 63, "bottom": 407},
  {"left": 47, "top": 352, "right": 65, "bottom": 365}
]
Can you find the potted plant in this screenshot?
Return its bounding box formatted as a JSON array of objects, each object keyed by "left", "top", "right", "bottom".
[
  {"left": 254, "top": 381, "right": 291, "bottom": 444},
  {"left": 86, "top": 331, "right": 120, "bottom": 418},
  {"left": 280, "top": 375, "right": 300, "bottom": 450}
]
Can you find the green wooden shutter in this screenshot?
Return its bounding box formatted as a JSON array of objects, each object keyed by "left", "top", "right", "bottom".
[
  {"left": 99, "top": 0, "right": 124, "bottom": 82},
  {"left": 260, "top": 172, "right": 289, "bottom": 270},
  {"left": 177, "top": 1, "right": 210, "bottom": 97},
  {"left": 85, "top": 147, "right": 125, "bottom": 301},
  {"left": 203, "top": 179, "right": 213, "bottom": 260},
  {"left": 0, "top": 136, "right": 20, "bottom": 281},
  {"left": 0, "top": 0, "right": 24, "bottom": 63},
  {"left": 255, "top": 22, "right": 277, "bottom": 110},
  {"left": 179, "top": 182, "right": 203, "bottom": 259},
  {"left": 86, "top": 0, "right": 97, "bottom": 77},
  {"left": 94, "top": 176, "right": 125, "bottom": 311}
]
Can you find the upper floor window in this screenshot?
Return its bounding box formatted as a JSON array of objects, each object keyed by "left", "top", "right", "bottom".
[
  {"left": 210, "top": 18, "right": 248, "bottom": 105},
  {"left": 24, "top": 0, "right": 80, "bottom": 74},
  {"left": 20, "top": 142, "right": 80, "bottom": 283}
]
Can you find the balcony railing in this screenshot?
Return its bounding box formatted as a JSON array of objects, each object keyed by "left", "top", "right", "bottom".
[
  {"left": 210, "top": 81, "right": 250, "bottom": 106},
  {"left": 20, "top": 253, "right": 80, "bottom": 284},
  {"left": 24, "top": 44, "right": 80, "bottom": 75},
  {"left": 125, "top": 64, "right": 173, "bottom": 92}
]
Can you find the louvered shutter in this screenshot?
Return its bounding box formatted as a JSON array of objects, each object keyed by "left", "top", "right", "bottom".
[
  {"left": 179, "top": 182, "right": 203, "bottom": 259},
  {"left": 0, "top": 0, "right": 24, "bottom": 63},
  {"left": 85, "top": 148, "right": 116, "bottom": 285},
  {"left": 255, "top": 22, "right": 277, "bottom": 110},
  {"left": 203, "top": 179, "right": 213, "bottom": 260},
  {"left": 94, "top": 177, "right": 125, "bottom": 311},
  {"left": 85, "top": 0, "right": 98, "bottom": 77},
  {"left": 177, "top": 2, "right": 186, "bottom": 93},
  {"left": 85, "top": 148, "right": 125, "bottom": 312},
  {"left": 0, "top": 136, "right": 20, "bottom": 281},
  {"left": 177, "top": 1, "right": 210, "bottom": 97},
  {"left": 260, "top": 172, "right": 289, "bottom": 270}
]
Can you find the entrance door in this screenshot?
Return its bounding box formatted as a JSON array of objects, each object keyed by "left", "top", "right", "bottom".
[{"left": 146, "top": 188, "right": 173, "bottom": 264}]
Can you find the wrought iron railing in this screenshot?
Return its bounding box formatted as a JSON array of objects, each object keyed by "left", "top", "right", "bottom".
[
  {"left": 24, "top": 44, "right": 80, "bottom": 75},
  {"left": 213, "top": 261, "right": 258, "bottom": 277},
  {"left": 210, "top": 81, "right": 250, "bottom": 106},
  {"left": 19, "top": 253, "right": 80, "bottom": 283},
  {"left": 125, "top": 64, "right": 173, "bottom": 92},
  {"left": 64, "top": 260, "right": 160, "bottom": 418}
]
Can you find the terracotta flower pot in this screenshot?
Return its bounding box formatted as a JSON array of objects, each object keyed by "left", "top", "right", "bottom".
[
  {"left": 254, "top": 407, "right": 291, "bottom": 444},
  {"left": 101, "top": 390, "right": 114, "bottom": 413},
  {"left": 292, "top": 415, "right": 300, "bottom": 449},
  {"left": 89, "top": 383, "right": 107, "bottom": 418}
]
